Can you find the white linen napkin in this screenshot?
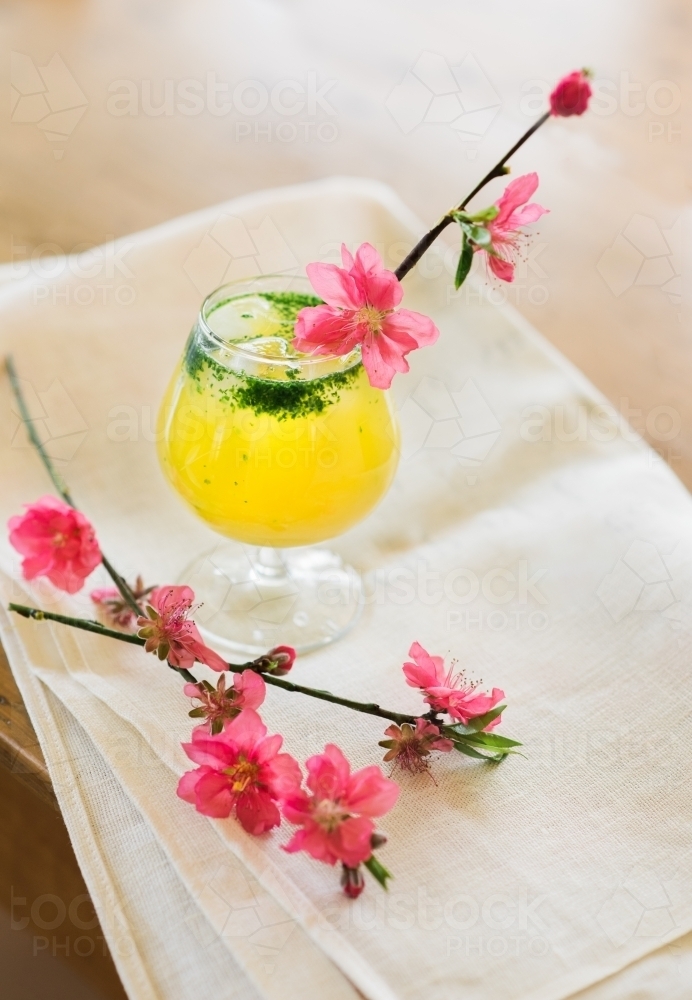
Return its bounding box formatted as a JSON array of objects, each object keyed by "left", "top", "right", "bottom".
[{"left": 2, "top": 178, "right": 692, "bottom": 1000}]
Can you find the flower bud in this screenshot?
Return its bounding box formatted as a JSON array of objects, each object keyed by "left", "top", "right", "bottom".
[
  {"left": 549, "top": 69, "right": 592, "bottom": 117},
  {"left": 266, "top": 646, "right": 296, "bottom": 677},
  {"left": 340, "top": 864, "right": 365, "bottom": 899}
]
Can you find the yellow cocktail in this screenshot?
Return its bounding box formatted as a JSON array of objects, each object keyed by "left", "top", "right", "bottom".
[{"left": 157, "top": 276, "right": 400, "bottom": 653}]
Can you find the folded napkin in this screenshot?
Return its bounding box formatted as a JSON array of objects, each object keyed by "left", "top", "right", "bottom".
[{"left": 2, "top": 178, "right": 692, "bottom": 1000}]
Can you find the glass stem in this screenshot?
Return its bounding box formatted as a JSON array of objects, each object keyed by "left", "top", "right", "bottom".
[{"left": 255, "top": 546, "right": 286, "bottom": 578}]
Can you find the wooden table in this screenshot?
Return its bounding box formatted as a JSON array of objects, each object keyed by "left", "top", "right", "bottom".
[{"left": 0, "top": 0, "right": 688, "bottom": 994}]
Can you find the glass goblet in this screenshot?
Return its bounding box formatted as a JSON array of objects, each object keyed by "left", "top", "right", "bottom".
[{"left": 157, "top": 275, "right": 400, "bottom": 654}]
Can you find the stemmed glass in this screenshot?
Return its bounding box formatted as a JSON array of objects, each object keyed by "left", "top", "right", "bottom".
[{"left": 157, "top": 274, "right": 400, "bottom": 654}]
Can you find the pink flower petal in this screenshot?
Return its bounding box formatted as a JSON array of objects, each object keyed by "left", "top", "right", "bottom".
[
  {"left": 192, "top": 770, "right": 236, "bottom": 818},
  {"left": 334, "top": 816, "right": 376, "bottom": 867},
  {"left": 176, "top": 768, "right": 205, "bottom": 803},
  {"left": 403, "top": 643, "right": 446, "bottom": 687},
  {"left": 353, "top": 242, "right": 383, "bottom": 274},
  {"left": 196, "top": 643, "right": 228, "bottom": 673},
  {"left": 150, "top": 585, "right": 194, "bottom": 615},
  {"left": 346, "top": 766, "right": 400, "bottom": 817},
  {"left": 234, "top": 670, "right": 266, "bottom": 710},
  {"left": 264, "top": 752, "right": 303, "bottom": 799},
  {"left": 305, "top": 261, "right": 363, "bottom": 310},
  {"left": 166, "top": 643, "right": 196, "bottom": 670},
  {"left": 351, "top": 244, "right": 403, "bottom": 311},
  {"left": 305, "top": 743, "right": 350, "bottom": 800},
  {"left": 282, "top": 827, "right": 309, "bottom": 855},
  {"left": 488, "top": 254, "right": 515, "bottom": 283},
  {"left": 254, "top": 732, "right": 284, "bottom": 765},
  {"left": 283, "top": 823, "right": 335, "bottom": 863},
  {"left": 280, "top": 792, "right": 312, "bottom": 826},
  {"left": 181, "top": 734, "right": 237, "bottom": 769},
  {"left": 224, "top": 708, "right": 267, "bottom": 750},
  {"left": 507, "top": 203, "right": 549, "bottom": 227},
  {"left": 384, "top": 309, "right": 440, "bottom": 348},
  {"left": 495, "top": 173, "right": 539, "bottom": 227},
  {"left": 340, "top": 243, "right": 355, "bottom": 270},
  {"left": 360, "top": 339, "right": 399, "bottom": 390},
  {"left": 21, "top": 552, "right": 54, "bottom": 579},
  {"left": 235, "top": 788, "right": 281, "bottom": 834},
  {"left": 293, "top": 305, "right": 362, "bottom": 356}
]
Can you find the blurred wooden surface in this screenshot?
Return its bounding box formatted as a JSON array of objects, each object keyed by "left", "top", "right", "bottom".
[
  {"left": 0, "top": 1, "right": 688, "bottom": 993},
  {"left": 0, "top": 640, "right": 55, "bottom": 807},
  {"left": 0, "top": 744, "right": 127, "bottom": 999}
]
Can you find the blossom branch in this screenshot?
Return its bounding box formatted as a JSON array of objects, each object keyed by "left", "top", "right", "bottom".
[
  {"left": 9, "top": 602, "right": 148, "bottom": 645},
  {"left": 394, "top": 111, "right": 550, "bottom": 282},
  {"left": 8, "top": 603, "right": 418, "bottom": 725},
  {"left": 6, "top": 355, "right": 141, "bottom": 617}
]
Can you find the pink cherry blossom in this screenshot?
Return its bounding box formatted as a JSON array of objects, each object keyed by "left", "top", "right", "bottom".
[
  {"left": 8, "top": 495, "right": 101, "bottom": 594},
  {"left": 293, "top": 243, "right": 439, "bottom": 390},
  {"left": 91, "top": 575, "right": 154, "bottom": 631},
  {"left": 477, "top": 174, "right": 549, "bottom": 283},
  {"left": 282, "top": 743, "right": 399, "bottom": 868},
  {"left": 550, "top": 70, "right": 592, "bottom": 117},
  {"left": 137, "top": 585, "right": 227, "bottom": 672},
  {"left": 184, "top": 670, "right": 266, "bottom": 734},
  {"left": 403, "top": 642, "right": 505, "bottom": 727},
  {"left": 177, "top": 708, "right": 301, "bottom": 833},
  {"left": 379, "top": 718, "right": 454, "bottom": 774}
]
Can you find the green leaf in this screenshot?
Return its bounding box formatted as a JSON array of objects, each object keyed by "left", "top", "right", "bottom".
[
  {"left": 459, "top": 732, "right": 523, "bottom": 749},
  {"left": 188, "top": 708, "right": 206, "bottom": 718},
  {"left": 378, "top": 740, "right": 396, "bottom": 749},
  {"left": 444, "top": 705, "right": 506, "bottom": 735},
  {"left": 451, "top": 741, "right": 502, "bottom": 761},
  {"left": 470, "top": 205, "right": 499, "bottom": 223},
  {"left": 364, "top": 855, "right": 393, "bottom": 890},
  {"left": 449, "top": 210, "right": 472, "bottom": 224},
  {"left": 466, "top": 224, "right": 492, "bottom": 249},
  {"left": 211, "top": 719, "right": 223, "bottom": 735},
  {"left": 454, "top": 234, "right": 474, "bottom": 289}
]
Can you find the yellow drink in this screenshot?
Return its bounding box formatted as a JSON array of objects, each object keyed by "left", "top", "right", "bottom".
[{"left": 158, "top": 288, "right": 400, "bottom": 547}]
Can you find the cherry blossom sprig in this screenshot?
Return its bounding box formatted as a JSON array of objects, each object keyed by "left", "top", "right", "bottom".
[
  {"left": 294, "top": 69, "right": 592, "bottom": 388},
  {"left": 393, "top": 69, "right": 592, "bottom": 283},
  {"left": 5, "top": 344, "right": 521, "bottom": 899},
  {"left": 6, "top": 356, "right": 142, "bottom": 617}
]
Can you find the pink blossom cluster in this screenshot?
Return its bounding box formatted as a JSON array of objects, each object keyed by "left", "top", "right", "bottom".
[
  {"left": 378, "top": 642, "right": 506, "bottom": 776},
  {"left": 293, "top": 72, "right": 591, "bottom": 387},
  {"left": 178, "top": 676, "right": 399, "bottom": 897}
]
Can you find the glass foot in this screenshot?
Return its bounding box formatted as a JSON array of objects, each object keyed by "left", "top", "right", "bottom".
[{"left": 181, "top": 543, "right": 362, "bottom": 656}]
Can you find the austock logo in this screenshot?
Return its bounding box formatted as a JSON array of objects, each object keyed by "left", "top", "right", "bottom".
[
  {"left": 596, "top": 215, "right": 680, "bottom": 303},
  {"left": 397, "top": 375, "right": 502, "bottom": 479},
  {"left": 10, "top": 376, "right": 88, "bottom": 462},
  {"left": 10, "top": 52, "right": 88, "bottom": 158},
  {"left": 596, "top": 868, "right": 679, "bottom": 948},
  {"left": 386, "top": 52, "right": 500, "bottom": 143},
  {"left": 186, "top": 862, "right": 296, "bottom": 974},
  {"left": 597, "top": 539, "right": 691, "bottom": 632},
  {"left": 183, "top": 215, "right": 298, "bottom": 295}
]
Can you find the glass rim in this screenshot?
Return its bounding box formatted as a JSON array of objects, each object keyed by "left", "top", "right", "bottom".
[{"left": 198, "top": 273, "right": 361, "bottom": 372}]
